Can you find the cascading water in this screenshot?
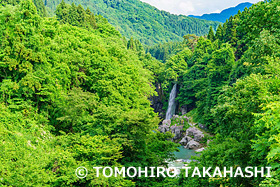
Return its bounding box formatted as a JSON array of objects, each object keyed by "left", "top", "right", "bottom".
[
  {"left": 165, "top": 84, "right": 177, "bottom": 120},
  {"left": 165, "top": 84, "right": 195, "bottom": 176}
]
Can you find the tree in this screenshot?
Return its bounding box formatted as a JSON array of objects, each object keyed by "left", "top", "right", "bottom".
[
  {"left": 0, "top": 0, "right": 46, "bottom": 17},
  {"left": 76, "top": 4, "right": 86, "bottom": 26},
  {"left": 55, "top": 0, "right": 69, "bottom": 23},
  {"left": 67, "top": 3, "right": 79, "bottom": 26},
  {"left": 85, "top": 7, "right": 97, "bottom": 29},
  {"left": 127, "top": 37, "right": 135, "bottom": 50},
  {"left": 43, "top": 0, "right": 220, "bottom": 45},
  {"left": 215, "top": 24, "right": 223, "bottom": 40},
  {"left": 0, "top": 2, "right": 178, "bottom": 186},
  {"left": 207, "top": 26, "right": 215, "bottom": 41}
]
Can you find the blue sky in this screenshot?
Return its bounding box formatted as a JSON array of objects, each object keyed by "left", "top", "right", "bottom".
[{"left": 140, "top": 0, "right": 261, "bottom": 16}]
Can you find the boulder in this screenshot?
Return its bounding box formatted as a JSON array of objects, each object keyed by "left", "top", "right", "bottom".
[
  {"left": 172, "top": 115, "right": 179, "bottom": 119},
  {"left": 162, "top": 119, "right": 171, "bottom": 126},
  {"left": 186, "top": 127, "right": 197, "bottom": 136},
  {"left": 186, "top": 127, "right": 204, "bottom": 142},
  {"left": 173, "top": 128, "right": 181, "bottom": 140},
  {"left": 193, "top": 132, "right": 204, "bottom": 142},
  {"left": 179, "top": 138, "right": 187, "bottom": 146},
  {"left": 195, "top": 148, "right": 205, "bottom": 152},
  {"left": 178, "top": 125, "right": 184, "bottom": 131},
  {"left": 158, "top": 124, "right": 169, "bottom": 133},
  {"left": 169, "top": 125, "right": 183, "bottom": 140},
  {"left": 170, "top": 125, "right": 176, "bottom": 133},
  {"left": 186, "top": 136, "right": 193, "bottom": 142},
  {"left": 185, "top": 140, "right": 200, "bottom": 149},
  {"left": 179, "top": 136, "right": 193, "bottom": 146},
  {"left": 170, "top": 125, "right": 183, "bottom": 132}
]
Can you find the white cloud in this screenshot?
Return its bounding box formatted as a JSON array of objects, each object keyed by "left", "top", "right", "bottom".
[
  {"left": 179, "top": 1, "right": 195, "bottom": 13},
  {"left": 140, "top": 0, "right": 262, "bottom": 16},
  {"left": 212, "top": 9, "right": 221, "bottom": 14}
]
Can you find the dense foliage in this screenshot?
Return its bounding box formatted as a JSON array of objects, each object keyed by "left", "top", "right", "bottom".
[
  {"left": 146, "top": 34, "right": 199, "bottom": 62},
  {"left": 145, "top": 42, "right": 188, "bottom": 63},
  {"left": 0, "top": 0, "right": 47, "bottom": 16},
  {"left": 2, "top": 0, "right": 280, "bottom": 186},
  {"left": 0, "top": 1, "right": 178, "bottom": 186},
  {"left": 44, "top": 0, "right": 220, "bottom": 45},
  {"left": 160, "top": 0, "right": 280, "bottom": 186}
]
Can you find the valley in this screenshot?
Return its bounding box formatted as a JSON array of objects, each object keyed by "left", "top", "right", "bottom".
[{"left": 0, "top": 0, "right": 279, "bottom": 186}]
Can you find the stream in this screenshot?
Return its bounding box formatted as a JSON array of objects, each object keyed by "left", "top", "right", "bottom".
[
  {"left": 166, "top": 146, "right": 198, "bottom": 176},
  {"left": 168, "top": 146, "right": 197, "bottom": 167}
]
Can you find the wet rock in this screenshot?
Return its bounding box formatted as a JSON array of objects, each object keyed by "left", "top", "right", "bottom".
[
  {"left": 196, "top": 148, "right": 205, "bottom": 152},
  {"left": 158, "top": 124, "right": 170, "bottom": 133},
  {"left": 175, "top": 159, "right": 183, "bottom": 162},
  {"left": 162, "top": 119, "right": 171, "bottom": 126},
  {"left": 180, "top": 106, "right": 187, "bottom": 115},
  {"left": 172, "top": 115, "right": 179, "bottom": 119},
  {"left": 186, "top": 127, "right": 204, "bottom": 142},
  {"left": 194, "top": 132, "right": 204, "bottom": 142},
  {"left": 185, "top": 140, "right": 200, "bottom": 149},
  {"left": 179, "top": 136, "right": 193, "bottom": 146},
  {"left": 170, "top": 125, "right": 183, "bottom": 140},
  {"left": 174, "top": 128, "right": 181, "bottom": 140}
]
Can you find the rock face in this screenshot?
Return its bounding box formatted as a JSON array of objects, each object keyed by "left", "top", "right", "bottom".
[
  {"left": 179, "top": 136, "right": 192, "bottom": 146},
  {"left": 150, "top": 83, "right": 164, "bottom": 119},
  {"left": 162, "top": 119, "right": 171, "bottom": 126},
  {"left": 158, "top": 115, "right": 209, "bottom": 150},
  {"left": 186, "top": 127, "right": 204, "bottom": 142},
  {"left": 158, "top": 124, "right": 170, "bottom": 133},
  {"left": 158, "top": 115, "right": 187, "bottom": 141},
  {"left": 194, "top": 133, "right": 204, "bottom": 142},
  {"left": 178, "top": 126, "right": 207, "bottom": 150},
  {"left": 170, "top": 125, "right": 183, "bottom": 140},
  {"left": 173, "top": 128, "right": 181, "bottom": 140},
  {"left": 158, "top": 123, "right": 184, "bottom": 141},
  {"left": 180, "top": 105, "right": 188, "bottom": 115},
  {"left": 185, "top": 140, "right": 200, "bottom": 149}
]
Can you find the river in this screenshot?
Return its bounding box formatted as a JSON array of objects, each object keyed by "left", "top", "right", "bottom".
[{"left": 168, "top": 146, "right": 197, "bottom": 168}]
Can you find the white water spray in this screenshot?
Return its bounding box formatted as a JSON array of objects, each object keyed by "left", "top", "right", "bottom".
[{"left": 165, "top": 84, "right": 177, "bottom": 120}]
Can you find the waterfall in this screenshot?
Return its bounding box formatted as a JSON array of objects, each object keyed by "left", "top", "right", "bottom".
[{"left": 165, "top": 84, "right": 177, "bottom": 120}]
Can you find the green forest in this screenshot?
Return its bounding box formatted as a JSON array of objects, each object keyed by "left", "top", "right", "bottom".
[
  {"left": 1, "top": 0, "right": 280, "bottom": 186},
  {"left": 44, "top": 0, "right": 220, "bottom": 45}
]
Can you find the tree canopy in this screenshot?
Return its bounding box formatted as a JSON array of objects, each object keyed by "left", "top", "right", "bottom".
[
  {"left": 44, "top": 0, "right": 220, "bottom": 45},
  {"left": 0, "top": 1, "right": 178, "bottom": 186},
  {"left": 159, "top": 0, "right": 280, "bottom": 186}
]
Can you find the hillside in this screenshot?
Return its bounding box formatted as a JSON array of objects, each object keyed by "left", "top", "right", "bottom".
[
  {"left": 0, "top": 0, "right": 47, "bottom": 16},
  {"left": 2, "top": 0, "right": 280, "bottom": 186},
  {"left": 189, "top": 2, "right": 253, "bottom": 22},
  {"left": 45, "top": 0, "right": 220, "bottom": 45},
  {"left": 160, "top": 0, "right": 280, "bottom": 186},
  {"left": 0, "top": 0, "right": 179, "bottom": 186}
]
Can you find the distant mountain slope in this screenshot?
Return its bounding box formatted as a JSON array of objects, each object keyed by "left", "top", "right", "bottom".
[
  {"left": 0, "top": 0, "right": 47, "bottom": 16},
  {"left": 45, "top": 0, "right": 220, "bottom": 45},
  {"left": 189, "top": 2, "right": 253, "bottom": 23}
]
